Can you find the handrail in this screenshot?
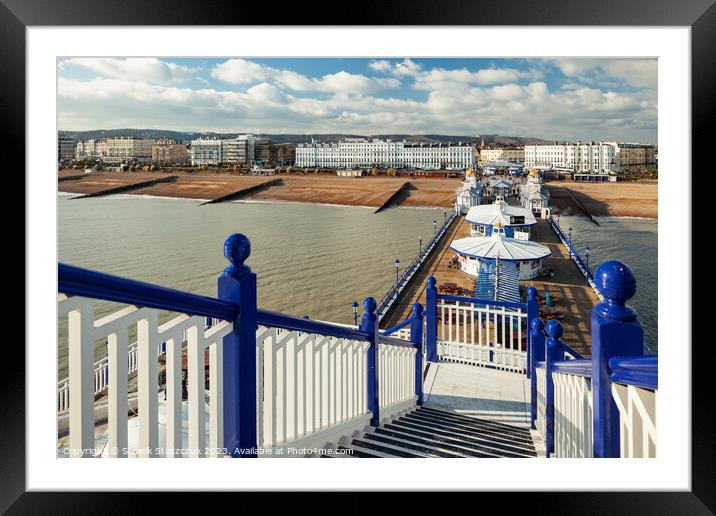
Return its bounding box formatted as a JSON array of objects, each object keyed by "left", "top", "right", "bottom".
[
  {"left": 609, "top": 355, "right": 658, "bottom": 390},
  {"left": 256, "top": 308, "right": 370, "bottom": 342},
  {"left": 381, "top": 318, "right": 411, "bottom": 336},
  {"left": 551, "top": 358, "right": 592, "bottom": 378},
  {"left": 437, "top": 293, "right": 527, "bottom": 311},
  {"left": 378, "top": 334, "right": 417, "bottom": 349},
  {"left": 563, "top": 343, "right": 585, "bottom": 360},
  {"left": 59, "top": 263, "right": 239, "bottom": 321}
]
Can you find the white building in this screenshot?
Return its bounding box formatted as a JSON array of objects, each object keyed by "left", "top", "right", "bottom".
[
  {"left": 520, "top": 170, "right": 550, "bottom": 216},
  {"left": 524, "top": 142, "right": 617, "bottom": 174},
  {"left": 190, "top": 138, "right": 222, "bottom": 166},
  {"left": 465, "top": 196, "right": 537, "bottom": 240},
  {"left": 221, "top": 134, "right": 261, "bottom": 164},
  {"left": 95, "top": 137, "right": 153, "bottom": 164},
  {"left": 296, "top": 138, "right": 474, "bottom": 170},
  {"left": 75, "top": 139, "right": 99, "bottom": 160},
  {"left": 479, "top": 148, "right": 525, "bottom": 164}
]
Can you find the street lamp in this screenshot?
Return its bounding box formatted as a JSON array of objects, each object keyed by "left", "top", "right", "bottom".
[
  {"left": 418, "top": 236, "right": 423, "bottom": 256},
  {"left": 433, "top": 219, "right": 437, "bottom": 235},
  {"left": 394, "top": 259, "right": 400, "bottom": 286},
  {"left": 443, "top": 210, "right": 447, "bottom": 223},
  {"left": 568, "top": 227, "right": 573, "bottom": 258},
  {"left": 352, "top": 300, "right": 359, "bottom": 326},
  {"left": 585, "top": 245, "right": 590, "bottom": 284}
]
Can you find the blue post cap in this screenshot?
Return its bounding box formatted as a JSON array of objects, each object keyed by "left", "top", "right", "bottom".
[
  {"left": 427, "top": 276, "right": 437, "bottom": 289},
  {"left": 223, "top": 233, "right": 251, "bottom": 278},
  {"left": 594, "top": 260, "right": 638, "bottom": 322},
  {"left": 530, "top": 317, "right": 545, "bottom": 333},
  {"left": 411, "top": 303, "right": 424, "bottom": 319},
  {"left": 352, "top": 300, "right": 359, "bottom": 308},
  {"left": 527, "top": 286, "right": 538, "bottom": 299},
  {"left": 545, "top": 319, "right": 563, "bottom": 340},
  {"left": 363, "top": 297, "right": 377, "bottom": 316}
]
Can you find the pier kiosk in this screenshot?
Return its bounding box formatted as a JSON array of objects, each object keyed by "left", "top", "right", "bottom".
[
  {"left": 465, "top": 195, "right": 537, "bottom": 240},
  {"left": 520, "top": 170, "right": 550, "bottom": 216},
  {"left": 455, "top": 169, "right": 484, "bottom": 214},
  {"left": 450, "top": 223, "right": 551, "bottom": 280}
]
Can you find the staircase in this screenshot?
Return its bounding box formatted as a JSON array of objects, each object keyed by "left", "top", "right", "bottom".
[{"left": 323, "top": 406, "right": 537, "bottom": 458}]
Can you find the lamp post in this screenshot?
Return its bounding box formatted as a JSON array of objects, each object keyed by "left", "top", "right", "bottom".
[
  {"left": 433, "top": 219, "right": 437, "bottom": 235},
  {"left": 443, "top": 210, "right": 447, "bottom": 223},
  {"left": 568, "top": 227, "right": 573, "bottom": 258},
  {"left": 352, "top": 300, "right": 359, "bottom": 326},
  {"left": 418, "top": 236, "right": 423, "bottom": 256},
  {"left": 394, "top": 259, "right": 400, "bottom": 286},
  {"left": 585, "top": 245, "right": 590, "bottom": 284}
]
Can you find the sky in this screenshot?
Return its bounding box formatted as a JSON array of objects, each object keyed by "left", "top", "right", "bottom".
[{"left": 57, "top": 57, "right": 657, "bottom": 143}]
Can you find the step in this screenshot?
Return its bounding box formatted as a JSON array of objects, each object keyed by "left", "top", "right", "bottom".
[
  {"left": 382, "top": 421, "right": 517, "bottom": 458},
  {"left": 402, "top": 412, "right": 536, "bottom": 449},
  {"left": 389, "top": 419, "right": 536, "bottom": 457},
  {"left": 362, "top": 431, "right": 468, "bottom": 458},
  {"left": 371, "top": 427, "right": 476, "bottom": 458},
  {"left": 417, "top": 407, "right": 533, "bottom": 438},
  {"left": 349, "top": 438, "right": 426, "bottom": 458},
  {"left": 406, "top": 411, "right": 535, "bottom": 447},
  {"left": 335, "top": 445, "right": 382, "bottom": 458}
]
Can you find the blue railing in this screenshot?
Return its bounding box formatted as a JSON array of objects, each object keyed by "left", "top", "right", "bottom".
[
  {"left": 58, "top": 233, "right": 427, "bottom": 457},
  {"left": 528, "top": 260, "right": 658, "bottom": 457},
  {"left": 547, "top": 215, "right": 597, "bottom": 291},
  {"left": 376, "top": 212, "right": 456, "bottom": 319}
]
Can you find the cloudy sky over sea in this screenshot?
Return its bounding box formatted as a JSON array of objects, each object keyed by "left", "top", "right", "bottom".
[{"left": 57, "top": 57, "right": 657, "bottom": 142}]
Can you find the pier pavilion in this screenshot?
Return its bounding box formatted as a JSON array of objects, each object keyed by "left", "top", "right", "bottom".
[
  {"left": 455, "top": 169, "right": 484, "bottom": 214},
  {"left": 466, "top": 195, "right": 537, "bottom": 239},
  {"left": 450, "top": 224, "right": 551, "bottom": 279}
]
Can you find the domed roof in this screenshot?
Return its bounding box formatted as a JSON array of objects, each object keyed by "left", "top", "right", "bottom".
[{"left": 450, "top": 234, "right": 551, "bottom": 261}]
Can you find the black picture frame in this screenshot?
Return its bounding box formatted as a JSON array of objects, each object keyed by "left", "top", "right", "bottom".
[{"left": 5, "top": 0, "right": 710, "bottom": 511}]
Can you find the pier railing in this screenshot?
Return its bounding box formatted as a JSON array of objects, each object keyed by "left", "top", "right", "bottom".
[
  {"left": 529, "top": 261, "right": 657, "bottom": 457},
  {"left": 546, "top": 214, "right": 601, "bottom": 299},
  {"left": 376, "top": 212, "right": 456, "bottom": 320},
  {"left": 58, "top": 234, "right": 425, "bottom": 458},
  {"left": 424, "top": 277, "right": 539, "bottom": 374}
]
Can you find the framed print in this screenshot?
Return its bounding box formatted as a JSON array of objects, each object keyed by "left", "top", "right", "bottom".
[{"left": 5, "top": 0, "right": 712, "bottom": 510}]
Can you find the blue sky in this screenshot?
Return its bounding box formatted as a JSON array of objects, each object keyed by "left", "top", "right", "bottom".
[{"left": 57, "top": 57, "right": 657, "bottom": 142}]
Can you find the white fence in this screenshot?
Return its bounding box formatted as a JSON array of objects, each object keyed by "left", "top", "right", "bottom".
[
  {"left": 436, "top": 299, "right": 528, "bottom": 373},
  {"left": 255, "top": 327, "right": 371, "bottom": 454},
  {"left": 553, "top": 372, "right": 593, "bottom": 458},
  {"left": 612, "top": 383, "right": 656, "bottom": 458},
  {"left": 58, "top": 294, "right": 232, "bottom": 458},
  {"left": 378, "top": 342, "right": 417, "bottom": 420},
  {"left": 535, "top": 366, "right": 546, "bottom": 436}
]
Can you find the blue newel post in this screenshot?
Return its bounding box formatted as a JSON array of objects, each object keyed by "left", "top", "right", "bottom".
[
  {"left": 359, "top": 297, "right": 380, "bottom": 426},
  {"left": 526, "top": 287, "right": 540, "bottom": 378},
  {"left": 218, "top": 234, "right": 258, "bottom": 457},
  {"left": 410, "top": 303, "right": 425, "bottom": 405},
  {"left": 545, "top": 319, "right": 564, "bottom": 457},
  {"left": 425, "top": 276, "right": 438, "bottom": 362},
  {"left": 591, "top": 260, "right": 644, "bottom": 458},
  {"left": 529, "top": 318, "right": 546, "bottom": 430}
]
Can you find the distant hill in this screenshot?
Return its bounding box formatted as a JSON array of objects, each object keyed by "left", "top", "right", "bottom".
[{"left": 59, "top": 129, "right": 551, "bottom": 146}]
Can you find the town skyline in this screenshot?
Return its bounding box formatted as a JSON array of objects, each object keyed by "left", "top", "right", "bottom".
[{"left": 58, "top": 57, "right": 657, "bottom": 143}]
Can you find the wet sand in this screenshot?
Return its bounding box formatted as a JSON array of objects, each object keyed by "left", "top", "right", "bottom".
[{"left": 547, "top": 181, "right": 657, "bottom": 219}]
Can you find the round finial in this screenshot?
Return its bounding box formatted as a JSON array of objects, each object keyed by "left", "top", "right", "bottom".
[
  {"left": 363, "top": 297, "right": 376, "bottom": 314},
  {"left": 411, "top": 303, "right": 424, "bottom": 318},
  {"left": 223, "top": 233, "right": 251, "bottom": 277},
  {"left": 530, "top": 317, "right": 545, "bottom": 332},
  {"left": 427, "top": 276, "right": 437, "bottom": 288},
  {"left": 352, "top": 300, "right": 359, "bottom": 308},
  {"left": 527, "top": 286, "right": 538, "bottom": 300},
  {"left": 594, "top": 260, "right": 637, "bottom": 322},
  {"left": 545, "top": 319, "right": 563, "bottom": 340}
]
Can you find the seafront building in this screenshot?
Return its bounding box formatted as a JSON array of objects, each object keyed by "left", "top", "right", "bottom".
[
  {"left": 94, "top": 137, "right": 153, "bottom": 164},
  {"left": 57, "top": 135, "right": 77, "bottom": 163},
  {"left": 152, "top": 139, "right": 189, "bottom": 165},
  {"left": 190, "top": 134, "right": 268, "bottom": 166},
  {"left": 524, "top": 141, "right": 656, "bottom": 178},
  {"left": 295, "top": 138, "right": 475, "bottom": 170},
  {"left": 479, "top": 148, "right": 525, "bottom": 165},
  {"left": 189, "top": 137, "right": 222, "bottom": 165}
]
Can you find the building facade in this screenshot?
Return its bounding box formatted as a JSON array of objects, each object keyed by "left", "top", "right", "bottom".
[
  {"left": 189, "top": 137, "right": 222, "bottom": 166},
  {"left": 257, "top": 143, "right": 296, "bottom": 165},
  {"left": 524, "top": 141, "right": 656, "bottom": 175},
  {"left": 295, "top": 138, "right": 474, "bottom": 170},
  {"left": 152, "top": 139, "right": 189, "bottom": 164},
  {"left": 58, "top": 135, "right": 77, "bottom": 163},
  {"left": 75, "top": 139, "right": 99, "bottom": 160},
  {"left": 479, "top": 148, "right": 525, "bottom": 165},
  {"left": 95, "top": 137, "right": 153, "bottom": 164}
]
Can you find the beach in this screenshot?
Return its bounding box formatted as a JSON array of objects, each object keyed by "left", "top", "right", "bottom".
[{"left": 546, "top": 180, "right": 657, "bottom": 219}]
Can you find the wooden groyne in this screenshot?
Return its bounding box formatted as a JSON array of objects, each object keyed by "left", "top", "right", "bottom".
[
  {"left": 58, "top": 174, "right": 86, "bottom": 182},
  {"left": 563, "top": 188, "right": 600, "bottom": 226},
  {"left": 374, "top": 181, "right": 413, "bottom": 213},
  {"left": 71, "top": 175, "right": 178, "bottom": 199},
  {"left": 199, "top": 178, "right": 283, "bottom": 205}
]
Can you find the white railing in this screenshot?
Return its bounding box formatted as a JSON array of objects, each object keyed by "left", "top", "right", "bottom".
[
  {"left": 535, "top": 366, "right": 546, "bottom": 436},
  {"left": 378, "top": 342, "right": 417, "bottom": 420},
  {"left": 611, "top": 383, "right": 657, "bottom": 458},
  {"left": 255, "top": 326, "right": 371, "bottom": 454},
  {"left": 58, "top": 294, "right": 232, "bottom": 458},
  {"left": 436, "top": 299, "right": 527, "bottom": 373},
  {"left": 553, "top": 372, "right": 593, "bottom": 458}
]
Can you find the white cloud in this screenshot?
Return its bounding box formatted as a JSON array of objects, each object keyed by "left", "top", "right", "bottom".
[
  {"left": 554, "top": 58, "right": 657, "bottom": 88},
  {"left": 368, "top": 60, "right": 392, "bottom": 72},
  {"left": 60, "top": 58, "right": 197, "bottom": 83},
  {"left": 211, "top": 59, "right": 400, "bottom": 94}
]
